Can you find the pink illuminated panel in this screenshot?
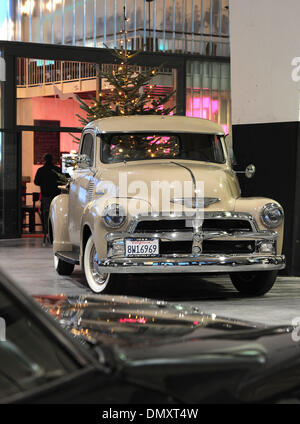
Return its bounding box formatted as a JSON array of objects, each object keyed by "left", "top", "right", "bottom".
[
  {"left": 187, "top": 95, "right": 219, "bottom": 120},
  {"left": 186, "top": 93, "right": 229, "bottom": 135}
]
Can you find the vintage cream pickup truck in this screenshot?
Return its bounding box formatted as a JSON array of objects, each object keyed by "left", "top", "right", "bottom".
[{"left": 49, "top": 115, "right": 285, "bottom": 295}]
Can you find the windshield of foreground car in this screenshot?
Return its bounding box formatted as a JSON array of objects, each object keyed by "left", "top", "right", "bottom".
[
  {"left": 0, "top": 287, "right": 80, "bottom": 400},
  {"left": 101, "top": 133, "right": 225, "bottom": 164}
]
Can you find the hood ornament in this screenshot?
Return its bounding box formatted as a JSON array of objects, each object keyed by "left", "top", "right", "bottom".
[
  {"left": 171, "top": 197, "right": 220, "bottom": 208},
  {"left": 169, "top": 162, "right": 220, "bottom": 208}
]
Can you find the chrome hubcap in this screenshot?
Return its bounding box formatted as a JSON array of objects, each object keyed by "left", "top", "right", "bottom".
[{"left": 90, "top": 245, "right": 108, "bottom": 286}]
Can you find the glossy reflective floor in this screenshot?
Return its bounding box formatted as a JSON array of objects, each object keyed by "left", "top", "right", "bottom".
[{"left": 0, "top": 238, "right": 299, "bottom": 326}]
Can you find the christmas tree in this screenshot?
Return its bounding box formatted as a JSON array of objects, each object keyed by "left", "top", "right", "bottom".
[{"left": 75, "top": 7, "right": 176, "bottom": 126}]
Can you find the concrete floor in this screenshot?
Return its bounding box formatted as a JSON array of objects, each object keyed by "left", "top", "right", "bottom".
[{"left": 0, "top": 238, "right": 299, "bottom": 326}]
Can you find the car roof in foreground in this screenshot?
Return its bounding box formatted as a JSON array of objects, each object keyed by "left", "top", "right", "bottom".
[{"left": 85, "top": 115, "right": 225, "bottom": 135}]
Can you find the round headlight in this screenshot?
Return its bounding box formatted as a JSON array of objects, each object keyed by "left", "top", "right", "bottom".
[
  {"left": 103, "top": 204, "right": 126, "bottom": 228},
  {"left": 261, "top": 203, "right": 284, "bottom": 228}
]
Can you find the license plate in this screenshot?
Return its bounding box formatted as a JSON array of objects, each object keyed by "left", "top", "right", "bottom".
[{"left": 125, "top": 238, "right": 159, "bottom": 257}]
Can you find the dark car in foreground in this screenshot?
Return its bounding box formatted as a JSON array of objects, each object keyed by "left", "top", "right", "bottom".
[{"left": 0, "top": 267, "right": 300, "bottom": 404}]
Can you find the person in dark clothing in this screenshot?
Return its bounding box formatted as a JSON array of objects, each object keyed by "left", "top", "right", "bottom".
[{"left": 34, "top": 153, "right": 61, "bottom": 239}]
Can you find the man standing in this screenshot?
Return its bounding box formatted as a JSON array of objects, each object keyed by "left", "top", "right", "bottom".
[{"left": 34, "top": 153, "right": 61, "bottom": 241}]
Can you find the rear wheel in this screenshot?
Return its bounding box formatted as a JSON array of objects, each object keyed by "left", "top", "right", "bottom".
[
  {"left": 54, "top": 255, "right": 75, "bottom": 275},
  {"left": 83, "top": 235, "right": 110, "bottom": 293},
  {"left": 230, "top": 270, "right": 277, "bottom": 297}
]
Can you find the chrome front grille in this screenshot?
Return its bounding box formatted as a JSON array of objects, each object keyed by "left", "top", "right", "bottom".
[
  {"left": 106, "top": 212, "right": 277, "bottom": 258},
  {"left": 159, "top": 240, "right": 256, "bottom": 255},
  {"left": 129, "top": 214, "right": 257, "bottom": 256},
  {"left": 134, "top": 219, "right": 253, "bottom": 233}
]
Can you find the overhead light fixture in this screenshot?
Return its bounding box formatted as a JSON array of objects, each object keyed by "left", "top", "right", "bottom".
[
  {"left": 45, "top": 0, "right": 63, "bottom": 13},
  {"left": 21, "top": 0, "right": 35, "bottom": 16}
]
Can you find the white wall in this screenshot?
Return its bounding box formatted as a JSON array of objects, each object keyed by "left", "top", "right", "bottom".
[{"left": 230, "top": 0, "right": 300, "bottom": 125}]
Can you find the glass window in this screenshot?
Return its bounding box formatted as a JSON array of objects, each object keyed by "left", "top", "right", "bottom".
[
  {"left": 186, "top": 60, "right": 231, "bottom": 136},
  {"left": 13, "top": 0, "right": 230, "bottom": 55},
  {"left": 101, "top": 132, "right": 225, "bottom": 164},
  {"left": 0, "top": 287, "right": 79, "bottom": 400},
  {"left": 81, "top": 133, "right": 94, "bottom": 165}
]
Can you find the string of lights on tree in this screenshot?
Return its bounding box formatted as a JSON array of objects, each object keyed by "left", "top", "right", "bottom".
[{"left": 105, "top": 134, "right": 180, "bottom": 162}]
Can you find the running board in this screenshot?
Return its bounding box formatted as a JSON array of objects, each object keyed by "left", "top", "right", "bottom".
[{"left": 55, "top": 251, "right": 80, "bottom": 265}]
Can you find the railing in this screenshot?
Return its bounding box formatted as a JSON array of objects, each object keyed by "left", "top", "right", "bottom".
[
  {"left": 104, "top": 29, "right": 230, "bottom": 57},
  {"left": 16, "top": 58, "right": 174, "bottom": 88},
  {"left": 16, "top": 59, "right": 97, "bottom": 87}
]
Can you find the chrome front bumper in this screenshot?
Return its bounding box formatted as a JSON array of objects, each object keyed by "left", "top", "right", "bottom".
[{"left": 96, "top": 254, "right": 285, "bottom": 274}]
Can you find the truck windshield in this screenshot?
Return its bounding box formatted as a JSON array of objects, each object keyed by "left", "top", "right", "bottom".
[{"left": 101, "top": 133, "right": 225, "bottom": 164}]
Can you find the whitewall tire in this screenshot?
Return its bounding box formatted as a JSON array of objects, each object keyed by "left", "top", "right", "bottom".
[{"left": 84, "top": 235, "right": 110, "bottom": 293}]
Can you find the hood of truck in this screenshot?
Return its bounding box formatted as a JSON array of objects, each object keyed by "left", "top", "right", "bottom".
[{"left": 97, "top": 160, "right": 240, "bottom": 213}]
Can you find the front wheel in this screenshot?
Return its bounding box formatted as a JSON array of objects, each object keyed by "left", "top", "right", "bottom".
[
  {"left": 230, "top": 270, "right": 277, "bottom": 297},
  {"left": 84, "top": 235, "right": 110, "bottom": 293}
]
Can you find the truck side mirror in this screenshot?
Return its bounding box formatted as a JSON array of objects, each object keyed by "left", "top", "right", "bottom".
[
  {"left": 224, "top": 135, "right": 256, "bottom": 178},
  {"left": 234, "top": 163, "right": 256, "bottom": 179},
  {"left": 245, "top": 164, "right": 256, "bottom": 179}
]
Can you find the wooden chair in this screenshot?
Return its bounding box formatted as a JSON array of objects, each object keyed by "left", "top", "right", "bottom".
[{"left": 22, "top": 192, "right": 43, "bottom": 233}]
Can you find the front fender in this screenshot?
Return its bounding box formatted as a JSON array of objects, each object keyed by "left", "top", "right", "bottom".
[
  {"left": 49, "top": 194, "right": 72, "bottom": 253},
  {"left": 81, "top": 197, "right": 151, "bottom": 259},
  {"left": 234, "top": 197, "right": 284, "bottom": 254}
]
